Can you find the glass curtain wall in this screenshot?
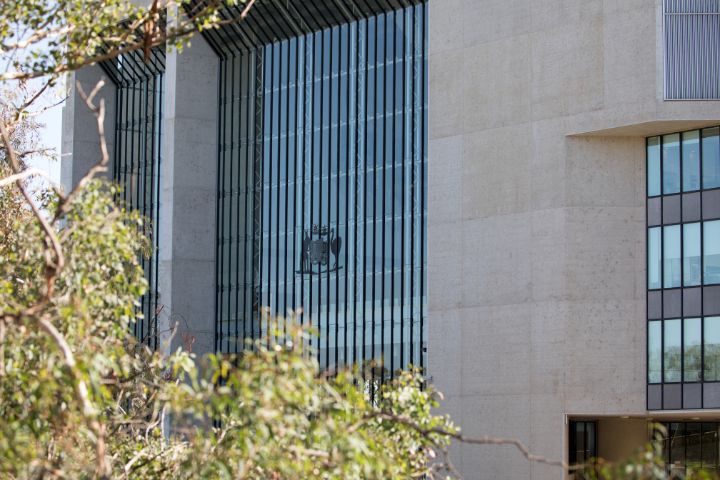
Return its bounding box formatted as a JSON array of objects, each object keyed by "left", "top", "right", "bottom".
[
  {"left": 101, "top": 49, "right": 165, "bottom": 348},
  {"left": 214, "top": 3, "right": 428, "bottom": 384},
  {"left": 647, "top": 126, "right": 720, "bottom": 409}
]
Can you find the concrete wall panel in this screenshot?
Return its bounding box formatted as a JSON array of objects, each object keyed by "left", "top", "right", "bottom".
[{"left": 426, "top": 0, "right": 716, "bottom": 478}]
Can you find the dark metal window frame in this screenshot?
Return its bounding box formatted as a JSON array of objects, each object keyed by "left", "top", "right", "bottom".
[
  {"left": 206, "top": 1, "right": 427, "bottom": 392},
  {"left": 647, "top": 126, "right": 720, "bottom": 410},
  {"left": 658, "top": 421, "right": 720, "bottom": 475},
  {"left": 569, "top": 420, "right": 598, "bottom": 467},
  {"left": 100, "top": 48, "right": 165, "bottom": 348}
]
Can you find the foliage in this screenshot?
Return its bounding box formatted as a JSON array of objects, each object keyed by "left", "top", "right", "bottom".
[
  {"left": 0, "top": 112, "right": 458, "bottom": 478},
  {"left": 3, "top": 1, "right": 718, "bottom": 479},
  {"left": 0, "top": 0, "right": 252, "bottom": 81},
  {"left": 0, "top": 1, "right": 464, "bottom": 477}
]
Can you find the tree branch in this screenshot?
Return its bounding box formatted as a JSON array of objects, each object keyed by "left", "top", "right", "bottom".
[{"left": 370, "top": 411, "right": 570, "bottom": 470}]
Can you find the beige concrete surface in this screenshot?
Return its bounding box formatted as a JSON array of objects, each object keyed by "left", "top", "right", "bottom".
[{"left": 428, "top": 0, "right": 720, "bottom": 478}]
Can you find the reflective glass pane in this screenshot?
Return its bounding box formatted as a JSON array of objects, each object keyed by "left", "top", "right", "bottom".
[
  {"left": 664, "top": 225, "right": 681, "bottom": 288},
  {"left": 705, "top": 221, "right": 720, "bottom": 285},
  {"left": 649, "top": 227, "right": 662, "bottom": 290},
  {"left": 648, "top": 136, "right": 661, "bottom": 196},
  {"left": 683, "top": 131, "right": 701, "bottom": 191},
  {"left": 684, "top": 318, "right": 701, "bottom": 382},
  {"left": 649, "top": 321, "right": 662, "bottom": 383},
  {"left": 686, "top": 423, "right": 702, "bottom": 472},
  {"left": 702, "top": 423, "right": 718, "bottom": 470},
  {"left": 663, "top": 134, "right": 681, "bottom": 194},
  {"left": 684, "top": 223, "right": 701, "bottom": 286},
  {"left": 664, "top": 319, "right": 681, "bottom": 382},
  {"left": 703, "top": 127, "right": 720, "bottom": 189},
  {"left": 704, "top": 317, "right": 720, "bottom": 381},
  {"left": 669, "top": 423, "right": 686, "bottom": 471}
]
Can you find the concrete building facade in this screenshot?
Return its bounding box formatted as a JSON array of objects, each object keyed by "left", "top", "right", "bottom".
[{"left": 61, "top": 0, "right": 720, "bottom": 478}]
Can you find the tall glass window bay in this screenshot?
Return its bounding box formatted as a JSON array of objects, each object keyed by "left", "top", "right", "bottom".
[
  {"left": 100, "top": 49, "right": 165, "bottom": 348},
  {"left": 646, "top": 126, "right": 720, "bottom": 410},
  {"left": 213, "top": 4, "right": 429, "bottom": 383},
  {"left": 664, "top": 225, "right": 681, "bottom": 288}
]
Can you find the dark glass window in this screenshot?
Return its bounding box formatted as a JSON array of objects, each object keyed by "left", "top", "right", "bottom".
[
  {"left": 569, "top": 421, "right": 597, "bottom": 467},
  {"left": 659, "top": 422, "right": 720, "bottom": 476},
  {"left": 214, "top": 4, "right": 428, "bottom": 387}
]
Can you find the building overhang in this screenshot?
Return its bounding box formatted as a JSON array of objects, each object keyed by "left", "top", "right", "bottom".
[{"left": 189, "top": 0, "right": 424, "bottom": 56}]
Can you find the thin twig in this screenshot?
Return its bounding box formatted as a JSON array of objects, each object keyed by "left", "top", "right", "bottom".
[{"left": 370, "top": 411, "right": 569, "bottom": 470}]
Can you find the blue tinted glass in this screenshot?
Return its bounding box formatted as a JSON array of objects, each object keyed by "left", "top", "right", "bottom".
[
  {"left": 683, "top": 130, "right": 700, "bottom": 191},
  {"left": 684, "top": 223, "right": 701, "bottom": 286},
  {"left": 649, "top": 321, "right": 662, "bottom": 383},
  {"left": 663, "top": 134, "right": 680, "bottom": 194},
  {"left": 703, "top": 127, "right": 720, "bottom": 189},
  {"left": 684, "top": 318, "right": 701, "bottom": 382},
  {"left": 664, "top": 225, "right": 681, "bottom": 288},
  {"left": 214, "top": 6, "right": 428, "bottom": 375},
  {"left": 664, "top": 319, "right": 681, "bottom": 382},
  {"left": 650, "top": 229, "right": 663, "bottom": 286},
  {"left": 705, "top": 317, "right": 720, "bottom": 381},
  {"left": 705, "top": 220, "right": 720, "bottom": 285},
  {"left": 648, "top": 136, "right": 661, "bottom": 196}
]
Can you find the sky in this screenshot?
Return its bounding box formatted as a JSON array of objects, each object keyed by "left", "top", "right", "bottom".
[{"left": 29, "top": 86, "right": 63, "bottom": 185}]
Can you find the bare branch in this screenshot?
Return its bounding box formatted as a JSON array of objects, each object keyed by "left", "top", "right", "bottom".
[
  {"left": 370, "top": 411, "right": 570, "bottom": 470},
  {"left": 0, "top": 167, "right": 53, "bottom": 187},
  {"left": 240, "top": 0, "right": 256, "bottom": 18},
  {"left": 0, "top": 1, "right": 257, "bottom": 82},
  {"left": 0, "top": 121, "right": 64, "bottom": 299}
]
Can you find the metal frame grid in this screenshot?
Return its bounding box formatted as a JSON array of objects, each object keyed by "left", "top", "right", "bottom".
[
  {"left": 191, "top": 0, "right": 425, "bottom": 56},
  {"left": 663, "top": 0, "right": 720, "bottom": 100},
  {"left": 211, "top": 1, "right": 427, "bottom": 392},
  {"left": 647, "top": 125, "right": 720, "bottom": 410},
  {"left": 101, "top": 49, "right": 165, "bottom": 348},
  {"left": 659, "top": 422, "right": 720, "bottom": 475}
]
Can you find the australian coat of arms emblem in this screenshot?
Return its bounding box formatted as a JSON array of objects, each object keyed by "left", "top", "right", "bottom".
[{"left": 298, "top": 224, "right": 342, "bottom": 275}]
